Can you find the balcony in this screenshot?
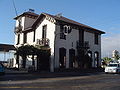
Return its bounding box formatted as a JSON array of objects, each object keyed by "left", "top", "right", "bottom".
[
  {"left": 76, "top": 41, "right": 89, "bottom": 49},
  {"left": 36, "top": 38, "right": 50, "bottom": 46},
  {"left": 14, "top": 26, "right": 23, "bottom": 33}
]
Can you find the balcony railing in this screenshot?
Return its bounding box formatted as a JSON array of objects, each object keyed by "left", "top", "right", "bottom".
[
  {"left": 36, "top": 38, "right": 50, "bottom": 46},
  {"left": 76, "top": 41, "right": 89, "bottom": 49},
  {"left": 14, "top": 26, "right": 23, "bottom": 33}
]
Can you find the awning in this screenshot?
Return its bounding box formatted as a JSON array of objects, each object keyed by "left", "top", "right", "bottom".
[{"left": 0, "top": 44, "right": 15, "bottom": 52}]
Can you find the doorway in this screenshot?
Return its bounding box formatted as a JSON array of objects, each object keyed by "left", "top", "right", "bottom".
[
  {"left": 69, "top": 49, "right": 75, "bottom": 68},
  {"left": 59, "top": 48, "right": 66, "bottom": 68}
]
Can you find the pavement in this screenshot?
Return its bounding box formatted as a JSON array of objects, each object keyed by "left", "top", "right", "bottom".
[
  {"left": 0, "top": 72, "right": 120, "bottom": 90},
  {"left": 5, "top": 69, "right": 28, "bottom": 74},
  {"left": 2, "top": 68, "right": 112, "bottom": 90}
]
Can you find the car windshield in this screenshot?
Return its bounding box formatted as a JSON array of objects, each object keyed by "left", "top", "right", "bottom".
[{"left": 108, "top": 64, "right": 118, "bottom": 67}]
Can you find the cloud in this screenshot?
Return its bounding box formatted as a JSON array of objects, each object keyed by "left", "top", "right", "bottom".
[{"left": 101, "top": 34, "right": 120, "bottom": 58}]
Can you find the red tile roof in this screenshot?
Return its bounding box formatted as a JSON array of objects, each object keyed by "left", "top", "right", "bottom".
[
  {"left": 16, "top": 12, "right": 105, "bottom": 34},
  {"left": 43, "top": 13, "right": 105, "bottom": 34}
]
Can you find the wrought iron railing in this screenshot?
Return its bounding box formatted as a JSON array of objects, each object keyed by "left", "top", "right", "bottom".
[
  {"left": 14, "top": 26, "right": 23, "bottom": 33},
  {"left": 36, "top": 38, "right": 50, "bottom": 46},
  {"left": 76, "top": 41, "right": 89, "bottom": 49}
]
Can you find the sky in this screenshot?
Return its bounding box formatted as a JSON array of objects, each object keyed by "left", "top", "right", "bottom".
[{"left": 0, "top": 0, "right": 120, "bottom": 58}]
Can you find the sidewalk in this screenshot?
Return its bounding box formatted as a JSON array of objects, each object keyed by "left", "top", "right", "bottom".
[
  {"left": 5, "top": 69, "right": 28, "bottom": 74},
  {"left": 34, "top": 68, "right": 104, "bottom": 78}
]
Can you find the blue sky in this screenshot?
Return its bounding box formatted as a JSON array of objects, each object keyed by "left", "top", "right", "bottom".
[{"left": 0, "top": 0, "right": 120, "bottom": 57}]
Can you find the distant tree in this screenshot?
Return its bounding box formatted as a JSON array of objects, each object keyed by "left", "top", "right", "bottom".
[
  {"left": 112, "top": 50, "right": 120, "bottom": 60},
  {"left": 114, "top": 54, "right": 120, "bottom": 60}
]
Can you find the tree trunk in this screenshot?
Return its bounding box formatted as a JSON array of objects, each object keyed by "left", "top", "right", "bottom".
[{"left": 32, "top": 55, "right": 35, "bottom": 66}]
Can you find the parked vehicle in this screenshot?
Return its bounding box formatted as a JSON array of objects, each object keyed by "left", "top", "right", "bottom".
[
  {"left": 105, "top": 63, "right": 120, "bottom": 73},
  {"left": 0, "top": 63, "right": 5, "bottom": 75}
]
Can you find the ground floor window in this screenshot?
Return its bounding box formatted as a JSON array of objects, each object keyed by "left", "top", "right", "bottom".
[
  {"left": 87, "top": 51, "right": 92, "bottom": 68},
  {"left": 94, "top": 51, "right": 99, "bottom": 67}
]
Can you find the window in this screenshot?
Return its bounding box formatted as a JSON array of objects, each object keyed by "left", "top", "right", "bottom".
[
  {"left": 23, "top": 33, "right": 27, "bottom": 44},
  {"left": 17, "top": 34, "right": 20, "bottom": 45},
  {"left": 63, "top": 25, "right": 71, "bottom": 34},
  {"left": 60, "top": 25, "right": 72, "bottom": 40},
  {"left": 94, "top": 51, "right": 99, "bottom": 67},
  {"left": 64, "top": 26, "right": 67, "bottom": 33},
  {"left": 94, "top": 34, "right": 98, "bottom": 44},
  {"left": 60, "top": 25, "right": 66, "bottom": 39},
  {"left": 42, "top": 25, "right": 47, "bottom": 39},
  {"left": 33, "top": 30, "right": 35, "bottom": 42},
  {"left": 60, "top": 33, "right": 66, "bottom": 40},
  {"left": 108, "top": 64, "right": 118, "bottom": 67}
]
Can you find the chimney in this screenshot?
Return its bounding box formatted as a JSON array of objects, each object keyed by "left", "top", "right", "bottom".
[{"left": 28, "top": 9, "right": 35, "bottom": 13}]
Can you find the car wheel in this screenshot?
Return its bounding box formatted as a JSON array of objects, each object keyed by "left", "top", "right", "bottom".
[{"left": 105, "top": 72, "right": 108, "bottom": 74}]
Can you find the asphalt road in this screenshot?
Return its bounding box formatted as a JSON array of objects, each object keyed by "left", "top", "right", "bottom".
[{"left": 0, "top": 72, "right": 120, "bottom": 90}]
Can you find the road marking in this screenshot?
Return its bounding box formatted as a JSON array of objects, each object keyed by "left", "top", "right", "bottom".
[
  {"left": 0, "top": 86, "right": 81, "bottom": 89},
  {"left": 0, "top": 85, "right": 84, "bottom": 89},
  {"left": 0, "top": 86, "right": 54, "bottom": 89}
]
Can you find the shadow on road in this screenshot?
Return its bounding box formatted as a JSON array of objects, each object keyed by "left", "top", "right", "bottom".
[{"left": 0, "top": 68, "right": 104, "bottom": 81}]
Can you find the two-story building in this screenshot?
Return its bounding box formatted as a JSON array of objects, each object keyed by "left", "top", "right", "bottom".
[{"left": 14, "top": 10, "right": 105, "bottom": 72}]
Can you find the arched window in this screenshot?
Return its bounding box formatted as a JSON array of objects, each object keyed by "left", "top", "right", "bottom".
[
  {"left": 88, "top": 51, "right": 92, "bottom": 58},
  {"left": 63, "top": 25, "right": 72, "bottom": 34},
  {"left": 94, "top": 51, "right": 99, "bottom": 67},
  {"left": 87, "top": 51, "right": 92, "bottom": 68},
  {"left": 59, "top": 48, "right": 66, "bottom": 68},
  {"left": 69, "top": 49, "right": 75, "bottom": 68}
]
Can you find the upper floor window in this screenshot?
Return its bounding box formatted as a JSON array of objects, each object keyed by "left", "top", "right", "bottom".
[
  {"left": 18, "top": 18, "right": 22, "bottom": 30},
  {"left": 42, "top": 25, "right": 47, "bottom": 39},
  {"left": 60, "top": 25, "right": 72, "bottom": 40},
  {"left": 60, "top": 25, "right": 66, "bottom": 40},
  {"left": 23, "top": 33, "right": 27, "bottom": 44},
  {"left": 17, "top": 34, "right": 20, "bottom": 45},
  {"left": 94, "top": 33, "right": 99, "bottom": 45},
  {"left": 33, "top": 30, "right": 35, "bottom": 42},
  {"left": 63, "top": 25, "right": 71, "bottom": 34},
  {"left": 18, "top": 19, "right": 22, "bottom": 26}
]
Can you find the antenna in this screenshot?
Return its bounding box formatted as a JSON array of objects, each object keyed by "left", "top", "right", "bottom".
[
  {"left": 55, "top": 13, "right": 62, "bottom": 17},
  {"left": 12, "top": 0, "right": 18, "bottom": 16}
]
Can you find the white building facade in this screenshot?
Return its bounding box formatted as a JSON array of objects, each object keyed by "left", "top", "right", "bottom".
[{"left": 14, "top": 11, "right": 105, "bottom": 71}]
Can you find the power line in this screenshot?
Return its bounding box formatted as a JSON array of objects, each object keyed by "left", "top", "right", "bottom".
[{"left": 12, "top": 0, "right": 18, "bottom": 16}]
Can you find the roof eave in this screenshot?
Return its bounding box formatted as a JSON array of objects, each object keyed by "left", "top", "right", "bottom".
[{"left": 14, "top": 12, "right": 39, "bottom": 20}]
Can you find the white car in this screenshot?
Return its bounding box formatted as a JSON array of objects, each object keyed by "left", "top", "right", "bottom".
[{"left": 105, "top": 63, "right": 120, "bottom": 73}]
